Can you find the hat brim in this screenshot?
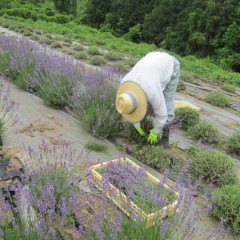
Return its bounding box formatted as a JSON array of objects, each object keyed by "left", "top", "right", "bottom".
[{"left": 116, "top": 81, "right": 147, "bottom": 123}]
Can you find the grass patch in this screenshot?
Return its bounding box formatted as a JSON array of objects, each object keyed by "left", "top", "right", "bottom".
[{"left": 85, "top": 141, "right": 108, "bottom": 153}]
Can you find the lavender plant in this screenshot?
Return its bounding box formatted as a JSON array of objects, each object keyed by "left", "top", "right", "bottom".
[
  {"left": 132, "top": 145, "right": 172, "bottom": 172},
  {"left": 70, "top": 69, "right": 122, "bottom": 138},
  {"left": 226, "top": 130, "right": 240, "bottom": 156},
  {"left": 20, "top": 142, "right": 86, "bottom": 239},
  {"left": 38, "top": 74, "right": 73, "bottom": 108},
  {"left": 88, "top": 160, "right": 224, "bottom": 240},
  {"left": 0, "top": 35, "right": 122, "bottom": 138},
  {"left": 0, "top": 142, "right": 230, "bottom": 240},
  {"left": 95, "top": 160, "right": 175, "bottom": 214},
  {"left": 188, "top": 148, "right": 236, "bottom": 186},
  {"left": 0, "top": 81, "right": 19, "bottom": 138},
  {"left": 211, "top": 185, "right": 240, "bottom": 235},
  {"left": 187, "top": 120, "right": 221, "bottom": 145}
]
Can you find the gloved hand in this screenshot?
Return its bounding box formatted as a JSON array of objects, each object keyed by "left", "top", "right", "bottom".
[
  {"left": 148, "top": 129, "right": 158, "bottom": 144},
  {"left": 135, "top": 126, "right": 146, "bottom": 137}
]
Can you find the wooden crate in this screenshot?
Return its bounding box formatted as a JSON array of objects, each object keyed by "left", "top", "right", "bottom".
[{"left": 91, "top": 157, "right": 179, "bottom": 227}]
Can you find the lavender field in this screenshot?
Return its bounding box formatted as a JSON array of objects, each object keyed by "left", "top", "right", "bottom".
[{"left": 0, "top": 22, "right": 240, "bottom": 240}]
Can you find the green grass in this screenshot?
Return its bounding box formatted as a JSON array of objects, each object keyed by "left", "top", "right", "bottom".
[{"left": 85, "top": 141, "right": 108, "bottom": 153}]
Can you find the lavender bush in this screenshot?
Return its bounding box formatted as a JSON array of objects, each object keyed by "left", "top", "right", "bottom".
[
  {"left": 0, "top": 35, "right": 122, "bottom": 137},
  {"left": 0, "top": 142, "right": 230, "bottom": 239},
  {"left": 211, "top": 184, "right": 240, "bottom": 235},
  {"left": 88, "top": 160, "right": 229, "bottom": 240},
  {"left": 188, "top": 148, "right": 236, "bottom": 186},
  {"left": 132, "top": 145, "right": 172, "bottom": 172},
  {"left": 70, "top": 70, "right": 122, "bottom": 137},
  {"left": 226, "top": 130, "right": 240, "bottom": 156},
  {"left": 0, "top": 81, "right": 19, "bottom": 137}
]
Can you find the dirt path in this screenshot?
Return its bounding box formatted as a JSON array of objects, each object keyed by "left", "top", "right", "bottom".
[{"left": 176, "top": 93, "right": 240, "bottom": 137}]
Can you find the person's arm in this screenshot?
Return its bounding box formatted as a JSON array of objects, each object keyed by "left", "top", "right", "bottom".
[{"left": 133, "top": 122, "right": 146, "bottom": 136}]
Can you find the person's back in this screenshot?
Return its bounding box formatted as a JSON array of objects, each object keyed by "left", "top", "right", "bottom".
[{"left": 121, "top": 52, "right": 175, "bottom": 92}]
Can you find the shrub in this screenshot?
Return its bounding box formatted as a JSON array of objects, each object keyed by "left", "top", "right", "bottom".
[
  {"left": 8, "top": 25, "right": 16, "bottom": 31},
  {"left": 180, "top": 70, "right": 194, "bottom": 83},
  {"left": 3, "top": 54, "right": 36, "bottom": 91},
  {"left": 112, "top": 63, "right": 129, "bottom": 73},
  {"left": 38, "top": 75, "right": 72, "bottom": 108},
  {"left": 73, "top": 52, "right": 88, "bottom": 60},
  {"left": 211, "top": 185, "right": 240, "bottom": 234},
  {"left": 175, "top": 106, "right": 200, "bottom": 130},
  {"left": 5, "top": 8, "right": 38, "bottom": 21},
  {"left": 34, "top": 29, "right": 43, "bottom": 35},
  {"left": 104, "top": 51, "right": 121, "bottom": 61},
  {"left": 38, "top": 37, "right": 52, "bottom": 45},
  {"left": 205, "top": 90, "right": 229, "bottom": 107},
  {"left": 226, "top": 130, "right": 240, "bottom": 156},
  {"left": 188, "top": 120, "right": 221, "bottom": 145},
  {"left": 89, "top": 56, "right": 107, "bottom": 66},
  {"left": 23, "top": 30, "right": 32, "bottom": 36},
  {"left": 37, "top": 13, "right": 49, "bottom": 22},
  {"left": 87, "top": 46, "right": 101, "bottom": 55},
  {"left": 176, "top": 80, "right": 186, "bottom": 92},
  {"left": 125, "top": 57, "right": 138, "bottom": 67},
  {"left": 50, "top": 14, "right": 70, "bottom": 24},
  {"left": 50, "top": 41, "right": 63, "bottom": 48},
  {"left": 73, "top": 44, "right": 84, "bottom": 51},
  {"left": 73, "top": 85, "right": 122, "bottom": 138},
  {"left": 63, "top": 37, "right": 72, "bottom": 43},
  {"left": 189, "top": 149, "right": 236, "bottom": 186},
  {"left": 29, "top": 34, "right": 39, "bottom": 41},
  {"left": 222, "top": 84, "right": 236, "bottom": 94},
  {"left": 45, "top": 8, "right": 56, "bottom": 17},
  {"left": 1, "top": 22, "right": 10, "bottom": 28},
  {"left": 132, "top": 145, "right": 172, "bottom": 172}
]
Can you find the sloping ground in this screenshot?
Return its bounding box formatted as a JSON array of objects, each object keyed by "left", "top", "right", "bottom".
[
  {"left": 1, "top": 79, "right": 121, "bottom": 165},
  {"left": 176, "top": 93, "right": 240, "bottom": 137},
  {"left": 1, "top": 26, "right": 240, "bottom": 239},
  {"left": 1, "top": 79, "right": 238, "bottom": 240}
]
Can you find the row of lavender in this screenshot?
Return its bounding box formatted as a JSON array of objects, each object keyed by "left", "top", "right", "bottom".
[
  {"left": 0, "top": 34, "right": 123, "bottom": 138},
  {"left": 0, "top": 35, "right": 236, "bottom": 239},
  {"left": 0, "top": 85, "right": 221, "bottom": 239}
]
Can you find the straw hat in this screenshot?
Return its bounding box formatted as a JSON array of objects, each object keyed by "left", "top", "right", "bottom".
[{"left": 115, "top": 81, "right": 147, "bottom": 123}]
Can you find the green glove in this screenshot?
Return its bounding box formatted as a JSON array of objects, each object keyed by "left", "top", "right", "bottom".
[
  {"left": 148, "top": 129, "right": 158, "bottom": 144},
  {"left": 135, "top": 126, "right": 146, "bottom": 136}
]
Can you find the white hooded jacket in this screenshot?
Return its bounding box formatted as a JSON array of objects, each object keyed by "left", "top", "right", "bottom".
[{"left": 121, "top": 52, "right": 177, "bottom": 134}]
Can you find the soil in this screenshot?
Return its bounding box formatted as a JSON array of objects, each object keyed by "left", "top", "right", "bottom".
[{"left": 16, "top": 119, "right": 57, "bottom": 137}]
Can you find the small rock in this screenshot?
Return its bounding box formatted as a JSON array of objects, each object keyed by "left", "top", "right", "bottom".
[{"left": 47, "top": 115, "right": 54, "bottom": 119}]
